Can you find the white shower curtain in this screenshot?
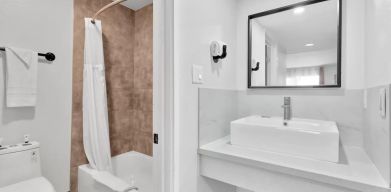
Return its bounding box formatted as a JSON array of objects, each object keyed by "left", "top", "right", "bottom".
[{"left": 83, "top": 18, "right": 112, "bottom": 171}]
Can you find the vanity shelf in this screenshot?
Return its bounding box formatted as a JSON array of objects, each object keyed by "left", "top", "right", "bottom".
[{"left": 199, "top": 137, "right": 390, "bottom": 192}]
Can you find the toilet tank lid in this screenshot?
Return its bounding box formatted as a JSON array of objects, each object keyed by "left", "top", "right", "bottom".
[{"left": 0, "top": 142, "right": 39, "bottom": 155}]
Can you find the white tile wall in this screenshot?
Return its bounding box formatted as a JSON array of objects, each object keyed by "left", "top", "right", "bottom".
[{"left": 364, "top": 85, "right": 391, "bottom": 186}]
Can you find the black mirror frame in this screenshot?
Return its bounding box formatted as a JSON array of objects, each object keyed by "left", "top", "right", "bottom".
[{"left": 247, "top": 0, "right": 342, "bottom": 89}]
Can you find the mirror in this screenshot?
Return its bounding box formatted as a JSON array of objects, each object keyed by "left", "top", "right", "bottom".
[{"left": 248, "top": 0, "right": 341, "bottom": 88}]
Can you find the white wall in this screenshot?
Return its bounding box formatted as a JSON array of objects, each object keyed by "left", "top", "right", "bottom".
[
  {"left": 174, "top": 0, "right": 238, "bottom": 191},
  {"left": 0, "top": 0, "right": 73, "bottom": 191},
  {"left": 236, "top": 0, "right": 365, "bottom": 90},
  {"left": 286, "top": 49, "right": 337, "bottom": 68},
  {"left": 269, "top": 42, "right": 286, "bottom": 85},
  {"left": 251, "top": 21, "right": 266, "bottom": 86},
  {"left": 323, "top": 64, "right": 338, "bottom": 85},
  {"left": 362, "top": 0, "right": 391, "bottom": 186},
  {"left": 343, "top": 0, "right": 365, "bottom": 90},
  {"left": 364, "top": 0, "right": 391, "bottom": 88}
]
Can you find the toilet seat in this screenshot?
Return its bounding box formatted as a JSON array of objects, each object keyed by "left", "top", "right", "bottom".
[{"left": 0, "top": 177, "right": 56, "bottom": 192}]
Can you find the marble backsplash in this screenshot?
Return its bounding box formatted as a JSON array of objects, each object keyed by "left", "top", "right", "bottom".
[
  {"left": 199, "top": 88, "right": 364, "bottom": 147},
  {"left": 199, "top": 89, "right": 238, "bottom": 146}
]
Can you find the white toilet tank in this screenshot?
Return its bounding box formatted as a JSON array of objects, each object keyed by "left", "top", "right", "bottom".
[{"left": 0, "top": 142, "right": 41, "bottom": 187}]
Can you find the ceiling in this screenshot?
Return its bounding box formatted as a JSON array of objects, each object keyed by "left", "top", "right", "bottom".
[
  {"left": 254, "top": 0, "right": 339, "bottom": 54},
  {"left": 116, "top": 0, "right": 152, "bottom": 10}
]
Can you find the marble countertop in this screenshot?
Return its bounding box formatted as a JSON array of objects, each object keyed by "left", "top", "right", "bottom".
[{"left": 199, "top": 136, "right": 390, "bottom": 192}]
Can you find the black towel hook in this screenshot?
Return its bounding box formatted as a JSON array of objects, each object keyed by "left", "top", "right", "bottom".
[{"left": 252, "top": 62, "right": 260, "bottom": 71}]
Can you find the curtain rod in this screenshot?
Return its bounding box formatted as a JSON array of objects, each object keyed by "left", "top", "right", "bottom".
[
  {"left": 91, "top": 0, "right": 127, "bottom": 24},
  {"left": 0, "top": 47, "right": 56, "bottom": 61}
]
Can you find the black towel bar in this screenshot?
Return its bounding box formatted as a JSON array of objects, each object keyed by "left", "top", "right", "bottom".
[{"left": 0, "top": 47, "right": 56, "bottom": 61}]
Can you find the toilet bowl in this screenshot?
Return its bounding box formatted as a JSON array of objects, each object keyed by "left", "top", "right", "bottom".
[{"left": 0, "top": 142, "right": 56, "bottom": 192}]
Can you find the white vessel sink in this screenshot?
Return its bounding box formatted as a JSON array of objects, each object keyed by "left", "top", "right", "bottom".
[{"left": 230, "top": 115, "right": 339, "bottom": 162}]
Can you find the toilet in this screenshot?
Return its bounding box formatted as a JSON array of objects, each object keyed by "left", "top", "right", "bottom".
[{"left": 0, "top": 141, "right": 56, "bottom": 192}]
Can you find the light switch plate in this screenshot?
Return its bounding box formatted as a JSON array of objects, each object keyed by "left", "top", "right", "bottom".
[{"left": 192, "top": 65, "right": 204, "bottom": 84}]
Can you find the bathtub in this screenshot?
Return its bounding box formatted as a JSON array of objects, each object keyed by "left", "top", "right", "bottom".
[{"left": 78, "top": 151, "right": 152, "bottom": 192}]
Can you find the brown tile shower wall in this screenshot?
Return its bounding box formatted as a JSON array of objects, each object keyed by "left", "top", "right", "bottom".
[
  {"left": 133, "top": 4, "right": 153, "bottom": 155},
  {"left": 70, "top": 0, "right": 153, "bottom": 191}
]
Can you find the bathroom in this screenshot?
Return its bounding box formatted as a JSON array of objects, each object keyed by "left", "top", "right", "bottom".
[
  {"left": 0, "top": 0, "right": 155, "bottom": 191},
  {"left": 0, "top": 0, "right": 391, "bottom": 192}
]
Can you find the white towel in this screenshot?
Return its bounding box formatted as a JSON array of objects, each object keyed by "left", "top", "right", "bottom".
[
  {"left": 92, "top": 171, "right": 137, "bottom": 192},
  {"left": 5, "top": 47, "right": 38, "bottom": 107}
]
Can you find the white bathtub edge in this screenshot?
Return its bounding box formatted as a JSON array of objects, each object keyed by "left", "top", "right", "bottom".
[{"left": 78, "top": 151, "right": 152, "bottom": 192}]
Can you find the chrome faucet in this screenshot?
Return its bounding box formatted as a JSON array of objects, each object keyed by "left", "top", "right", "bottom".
[{"left": 282, "top": 97, "right": 292, "bottom": 122}]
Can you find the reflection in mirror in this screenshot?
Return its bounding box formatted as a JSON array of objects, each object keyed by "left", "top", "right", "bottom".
[{"left": 249, "top": 0, "right": 341, "bottom": 88}]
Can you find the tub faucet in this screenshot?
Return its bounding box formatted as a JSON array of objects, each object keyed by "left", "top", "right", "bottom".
[
  {"left": 282, "top": 97, "right": 292, "bottom": 122},
  {"left": 123, "top": 186, "right": 138, "bottom": 192}
]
